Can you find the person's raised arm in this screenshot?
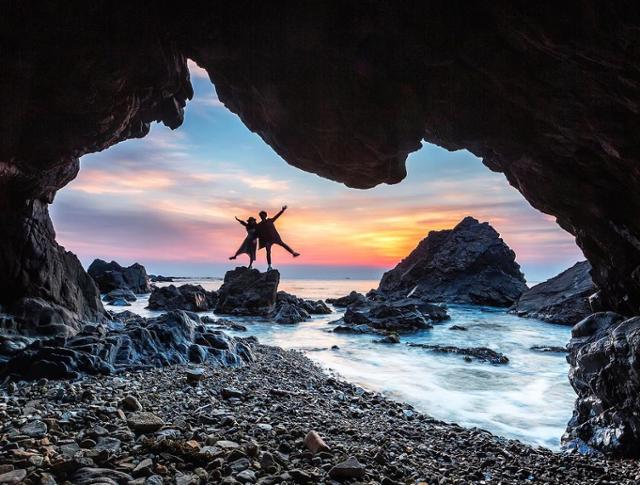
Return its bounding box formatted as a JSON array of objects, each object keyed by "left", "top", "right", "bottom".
[
  {"left": 271, "top": 205, "right": 287, "bottom": 221},
  {"left": 235, "top": 216, "right": 247, "bottom": 226}
]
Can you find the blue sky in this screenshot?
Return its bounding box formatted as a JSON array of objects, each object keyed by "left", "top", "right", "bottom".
[{"left": 50, "top": 61, "right": 584, "bottom": 283}]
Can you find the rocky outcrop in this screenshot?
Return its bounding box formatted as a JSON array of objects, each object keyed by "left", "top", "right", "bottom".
[
  {"left": 330, "top": 299, "right": 448, "bottom": 335},
  {"left": 407, "top": 343, "right": 509, "bottom": 365},
  {"left": 326, "top": 291, "right": 370, "bottom": 309},
  {"left": 563, "top": 312, "right": 640, "bottom": 457},
  {"left": 276, "top": 292, "right": 332, "bottom": 315},
  {"left": 215, "top": 268, "right": 280, "bottom": 316},
  {"left": 147, "top": 284, "right": 217, "bottom": 312},
  {"left": 0, "top": 310, "right": 253, "bottom": 380},
  {"left": 511, "top": 261, "right": 595, "bottom": 325},
  {"left": 88, "top": 259, "right": 151, "bottom": 294},
  {"left": 378, "top": 217, "right": 527, "bottom": 307},
  {"left": 0, "top": 200, "right": 107, "bottom": 337},
  {"left": 103, "top": 288, "right": 137, "bottom": 305}
]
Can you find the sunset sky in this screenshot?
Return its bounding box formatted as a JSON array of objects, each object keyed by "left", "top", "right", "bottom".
[{"left": 50, "top": 61, "right": 583, "bottom": 283}]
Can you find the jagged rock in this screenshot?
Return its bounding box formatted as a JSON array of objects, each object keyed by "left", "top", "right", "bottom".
[
  {"left": 408, "top": 343, "right": 509, "bottom": 364},
  {"left": 326, "top": 291, "right": 369, "bottom": 309},
  {"left": 563, "top": 312, "right": 640, "bottom": 456},
  {"left": 103, "top": 288, "right": 137, "bottom": 303},
  {"left": 202, "top": 316, "right": 247, "bottom": 332},
  {"left": 147, "top": 284, "right": 217, "bottom": 312},
  {"left": 277, "top": 291, "right": 332, "bottom": 315},
  {"left": 330, "top": 299, "right": 448, "bottom": 335},
  {"left": 510, "top": 261, "right": 595, "bottom": 325},
  {"left": 378, "top": 217, "right": 527, "bottom": 307},
  {"left": 272, "top": 302, "right": 309, "bottom": 325},
  {"left": 0, "top": 200, "right": 107, "bottom": 337},
  {"left": 373, "top": 334, "right": 400, "bottom": 344},
  {"left": 215, "top": 268, "right": 279, "bottom": 316},
  {"left": 88, "top": 259, "right": 151, "bottom": 294},
  {"left": 0, "top": 310, "right": 253, "bottom": 380}
]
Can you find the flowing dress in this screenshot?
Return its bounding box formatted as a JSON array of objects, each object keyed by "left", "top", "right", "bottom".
[{"left": 236, "top": 225, "right": 258, "bottom": 259}]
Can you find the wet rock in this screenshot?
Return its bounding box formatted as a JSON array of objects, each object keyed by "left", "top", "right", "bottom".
[
  {"left": 408, "top": 343, "right": 509, "bottom": 364},
  {"left": 127, "top": 412, "right": 165, "bottom": 433},
  {"left": 0, "top": 310, "right": 253, "bottom": 380},
  {"left": 450, "top": 325, "right": 467, "bottom": 331},
  {"left": 272, "top": 302, "right": 309, "bottom": 324},
  {"left": 88, "top": 259, "right": 151, "bottom": 293},
  {"left": 103, "top": 288, "right": 137, "bottom": 304},
  {"left": 147, "top": 284, "right": 217, "bottom": 312},
  {"left": 215, "top": 267, "right": 280, "bottom": 316},
  {"left": 326, "top": 291, "right": 369, "bottom": 309},
  {"left": 563, "top": 312, "right": 640, "bottom": 456},
  {"left": 530, "top": 345, "right": 567, "bottom": 353},
  {"left": 378, "top": 217, "right": 527, "bottom": 307},
  {"left": 511, "top": 261, "right": 595, "bottom": 325},
  {"left": 330, "top": 300, "right": 447, "bottom": 334},
  {"left": 328, "top": 456, "right": 365, "bottom": 480},
  {"left": 373, "top": 334, "right": 400, "bottom": 344}
]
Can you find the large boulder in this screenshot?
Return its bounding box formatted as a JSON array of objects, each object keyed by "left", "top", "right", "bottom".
[
  {"left": 0, "top": 310, "right": 254, "bottom": 380},
  {"left": 215, "top": 267, "right": 280, "bottom": 316},
  {"left": 378, "top": 217, "right": 527, "bottom": 307},
  {"left": 88, "top": 259, "right": 151, "bottom": 294},
  {"left": 147, "top": 284, "right": 217, "bottom": 312},
  {"left": 563, "top": 312, "right": 640, "bottom": 457},
  {"left": 510, "top": 261, "right": 595, "bottom": 325}
]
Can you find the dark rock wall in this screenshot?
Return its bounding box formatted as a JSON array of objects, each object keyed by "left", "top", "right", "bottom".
[{"left": 0, "top": 199, "right": 105, "bottom": 336}]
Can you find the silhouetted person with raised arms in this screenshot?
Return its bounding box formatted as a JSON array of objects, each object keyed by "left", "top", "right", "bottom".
[
  {"left": 229, "top": 216, "right": 258, "bottom": 269},
  {"left": 257, "top": 205, "right": 300, "bottom": 270}
]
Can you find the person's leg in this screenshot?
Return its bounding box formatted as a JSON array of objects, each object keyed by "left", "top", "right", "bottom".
[
  {"left": 266, "top": 244, "right": 272, "bottom": 270},
  {"left": 276, "top": 241, "right": 300, "bottom": 257}
]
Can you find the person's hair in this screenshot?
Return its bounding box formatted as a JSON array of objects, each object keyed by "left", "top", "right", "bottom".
[{"left": 259, "top": 211, "right": 267, "bottom": 218}]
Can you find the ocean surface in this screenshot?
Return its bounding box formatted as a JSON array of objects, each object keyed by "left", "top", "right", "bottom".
[{"left": 121, "top": 277, "right": 574, "bottom": 450}]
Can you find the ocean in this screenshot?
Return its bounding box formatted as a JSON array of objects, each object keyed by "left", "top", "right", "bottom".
[{"left": 121, "top": 277, "right": 574, "bottom": 450}]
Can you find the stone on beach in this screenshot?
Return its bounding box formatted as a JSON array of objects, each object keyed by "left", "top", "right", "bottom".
[
  {"left": 127, "top": 412, "right": 165, "bottom": 432},
  {"left": 328, "top": 456, "right": 366, "bottom": 480},
  {"left": 303, "top": 430, "right": 330, "bottom": 454}
]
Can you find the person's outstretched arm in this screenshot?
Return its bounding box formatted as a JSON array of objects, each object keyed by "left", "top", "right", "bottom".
[
  {"left": 235, "top": 216, "right": 247, "bottom": 226},
  {"left": 272, "top": 205, "right": 287, "bottom": 221}
]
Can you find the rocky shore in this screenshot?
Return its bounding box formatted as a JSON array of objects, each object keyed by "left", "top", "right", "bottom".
[{"left": 1, "top": 344, "right": 637, "bottom": 485}]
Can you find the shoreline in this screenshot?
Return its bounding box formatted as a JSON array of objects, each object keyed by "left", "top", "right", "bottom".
[{"left": 1, "top": 343, "right": 636, "bottom": 484}]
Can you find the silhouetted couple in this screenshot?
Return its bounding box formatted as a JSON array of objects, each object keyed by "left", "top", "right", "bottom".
[{"left": 230, "top": 206, "right": 299, "bottom": 270}]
